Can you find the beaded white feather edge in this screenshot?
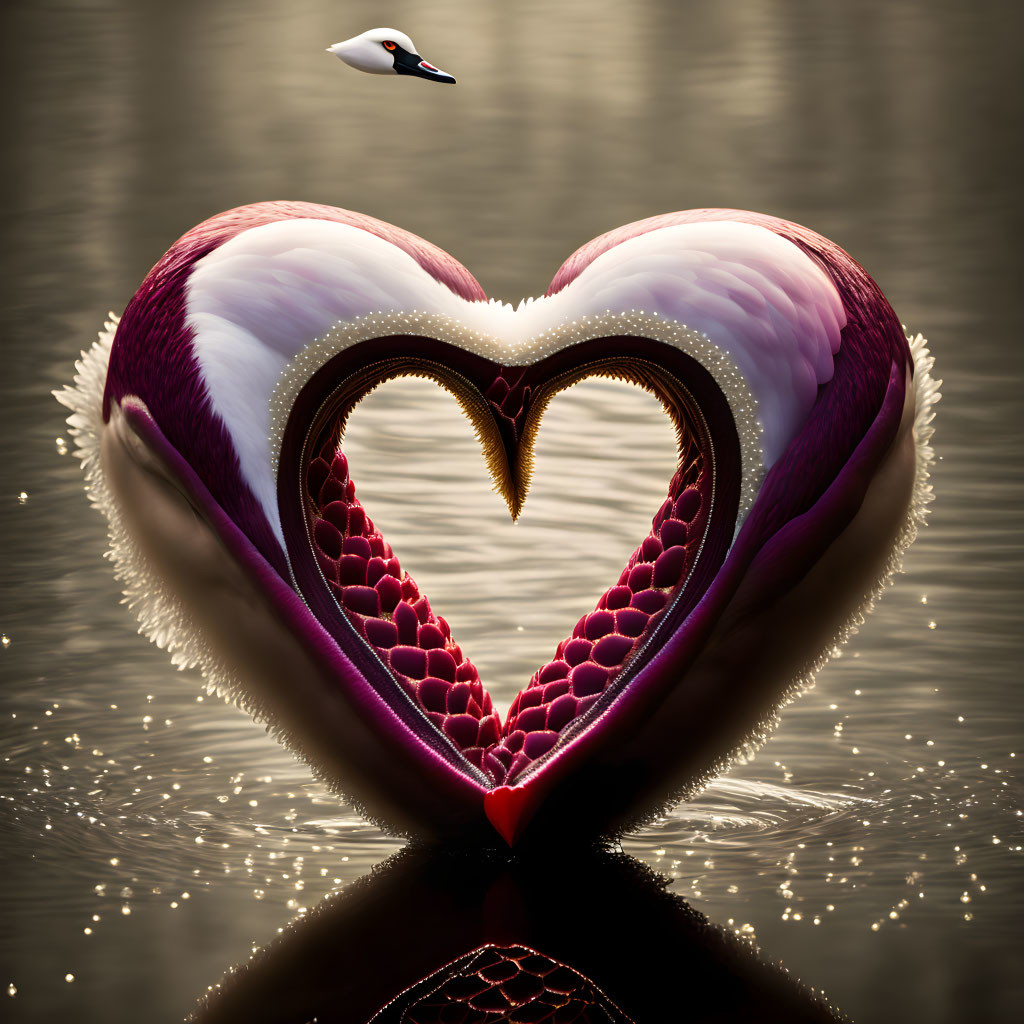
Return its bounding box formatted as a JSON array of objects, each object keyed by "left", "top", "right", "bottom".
[{"left": 266, "top": 310, "right": 767, "bottom": 531}]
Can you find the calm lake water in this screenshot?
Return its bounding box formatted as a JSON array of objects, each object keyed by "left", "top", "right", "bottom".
[{"left": 1, "top": 0, "right": 1022, "bottom": 1020}]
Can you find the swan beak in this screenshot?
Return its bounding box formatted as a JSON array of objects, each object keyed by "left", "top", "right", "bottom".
[{"left": 394, "top": 50, "right": 456, "bottom": 84}]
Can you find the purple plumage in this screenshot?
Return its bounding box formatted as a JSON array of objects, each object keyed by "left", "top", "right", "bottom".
[{"left": 59, "top": 202, "right": 937, "bottom": 845}]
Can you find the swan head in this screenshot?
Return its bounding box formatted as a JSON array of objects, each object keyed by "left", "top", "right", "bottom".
[
  {"left": 327, "top": 27, "right": 455, "bottom": 84},
  {"left": 57, "top": 202, "right": 937, "bottom": 847}
]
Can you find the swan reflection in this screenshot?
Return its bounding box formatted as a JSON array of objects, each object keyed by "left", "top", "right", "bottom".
[{"left": 194, "top": 846, "right": 842, "bottom": 1023}]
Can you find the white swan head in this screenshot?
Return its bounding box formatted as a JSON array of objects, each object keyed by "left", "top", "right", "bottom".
[{"left": 326, "top": 27, "right": 456, "bottom": 84}]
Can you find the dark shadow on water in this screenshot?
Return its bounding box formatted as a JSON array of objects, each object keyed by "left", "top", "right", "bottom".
[{"left": 193, "top": 845, "right": 844, "bottom": 1023}]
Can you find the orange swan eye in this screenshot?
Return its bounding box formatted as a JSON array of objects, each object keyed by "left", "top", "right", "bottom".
[{"left": 382, "top": 40, "right": 396, "bottom": 51}]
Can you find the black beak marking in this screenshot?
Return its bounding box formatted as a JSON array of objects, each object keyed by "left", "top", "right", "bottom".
[{"left": 393, "top": 47, "right": 456, "bottom": 84}]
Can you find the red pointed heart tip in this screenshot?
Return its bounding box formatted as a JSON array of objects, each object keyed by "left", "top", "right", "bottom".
[{"left": 484, "top": 785, "right": 531, "bottom": 847}]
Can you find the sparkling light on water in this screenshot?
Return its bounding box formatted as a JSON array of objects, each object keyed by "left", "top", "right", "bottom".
[{"left": 2, "top": 2, "right": 1023, "bottom": 1021}]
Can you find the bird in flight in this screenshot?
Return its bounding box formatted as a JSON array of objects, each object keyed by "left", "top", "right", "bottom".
[{"left": 327, "top": 27, "right": 456, "bottom": 84}]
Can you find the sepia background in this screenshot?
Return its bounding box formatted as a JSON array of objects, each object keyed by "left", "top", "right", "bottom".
[{"left": 1, "top": 0, "right": 1021, "bottom": 1020}]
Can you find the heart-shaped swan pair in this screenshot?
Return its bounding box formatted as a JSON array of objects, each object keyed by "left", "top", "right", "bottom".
[{"left": 58, "top": 202, "right": 938, "bottom": 846}]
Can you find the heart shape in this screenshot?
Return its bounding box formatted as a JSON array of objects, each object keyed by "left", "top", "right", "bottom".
[
  {"left": 276, "top": 316, "right": 737, "bottom": 792},
  {"left": 484, "top": 786, "right": 533, "bottom": 847},
  {"left": 58, "top": 202, "right": 937, "bottom": 845}
]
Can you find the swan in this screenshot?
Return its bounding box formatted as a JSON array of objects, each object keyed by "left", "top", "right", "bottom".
[
  {"left": 327, "top": 27, "right": 455, "bottom": 84},
  {"left": 57, "top": 202, "right": 938, "bottom": 846}
]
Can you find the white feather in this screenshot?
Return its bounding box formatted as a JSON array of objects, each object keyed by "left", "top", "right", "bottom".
[
  {"left": 186, "top": 219, "right": 466, "bottom": 547},
  {"left": 186, "top": 217, "right": 846, "bottom": 544},
  {"left": 535, "top": 222, "right": 846, "bottom": 464},
  {"left": 327, "top": 27, "right": 417, "bottom": 75}
]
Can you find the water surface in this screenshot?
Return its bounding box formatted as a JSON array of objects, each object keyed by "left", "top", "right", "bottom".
[{"left": 1, "top": 0, "right": 1022, "bottom": 1020}]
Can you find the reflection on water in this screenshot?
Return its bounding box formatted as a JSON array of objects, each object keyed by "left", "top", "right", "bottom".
[
  {"left": 1, "top": 0, "right": 1023, "bottom": 1021},
  {"left": 193, "top": 847, "right": 840, "bottom": 1023}
]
